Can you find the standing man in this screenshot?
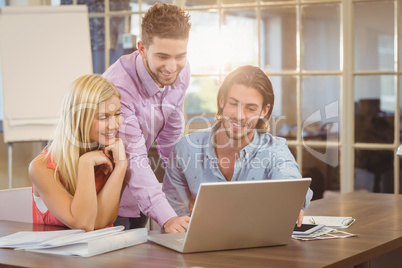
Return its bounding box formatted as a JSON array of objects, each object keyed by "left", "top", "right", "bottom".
[
  {"left": 163, "top": 65, "right": 313, "bottom": 226},
  {"left": 103, "top": 3, "right": 191, "bottom": 233}
]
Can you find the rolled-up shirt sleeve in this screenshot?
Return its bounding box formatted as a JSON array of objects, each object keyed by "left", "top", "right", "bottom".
[{"left": 266, "top": 139, "right": 313, "bottom": 209}]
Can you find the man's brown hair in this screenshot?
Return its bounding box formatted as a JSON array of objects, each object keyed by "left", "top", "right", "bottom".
[
  {"left": 216, "top": 65, "right": 275, "bottom": 131},
  {"left": 141, "top": 3, "right": 191, "bottom": 47}
]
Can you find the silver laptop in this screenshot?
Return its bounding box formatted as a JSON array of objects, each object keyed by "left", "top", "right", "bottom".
[{"left": 148, "top": 178, "right": 311, "bottom": 253}]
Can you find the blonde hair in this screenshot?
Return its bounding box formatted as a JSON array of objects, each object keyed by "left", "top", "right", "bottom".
[{"left": 46, "top": 74, "right": 121, "bottom": 196}]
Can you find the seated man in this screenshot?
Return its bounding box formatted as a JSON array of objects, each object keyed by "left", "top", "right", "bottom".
[{"left": 163, "top": 65, "right": 313, "bottom": 228}]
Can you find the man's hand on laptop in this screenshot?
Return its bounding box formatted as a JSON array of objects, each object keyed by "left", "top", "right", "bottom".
[
  {"left": 297, "top": 209, "right": 304, "bottom": 227},
  {"left": 163, "top": 216, "right": 190, "bottom": 233}
]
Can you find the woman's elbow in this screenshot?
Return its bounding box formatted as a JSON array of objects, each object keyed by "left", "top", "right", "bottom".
[
  {"left": 94, "top": 214, "right": 118, "bottom": 230},
  {"left": 68, "top": 219, "right": 96, "bottom": 232},
  {"left": 82, "top": 226, "right": 95, "bottom": 232}
]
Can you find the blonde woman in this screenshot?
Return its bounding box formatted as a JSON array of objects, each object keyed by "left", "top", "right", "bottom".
[{"left": 29, "top": 74, "right": 127, "bottom": 231}]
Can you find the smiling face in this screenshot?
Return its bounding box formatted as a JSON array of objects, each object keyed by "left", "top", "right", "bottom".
[
  {"left": 89, "top": 95, "right": 122, "bottom": 146},
  {"left": 218, "top": 84, "right": 270, "bottom": 145},
  {"left": 138, "top": 37, "right": 188, "bottom": 88}
]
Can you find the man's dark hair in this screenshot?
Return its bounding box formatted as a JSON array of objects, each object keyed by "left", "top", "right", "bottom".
[{"left": 216, "top": 65, "right": 274, "bottom": 131}]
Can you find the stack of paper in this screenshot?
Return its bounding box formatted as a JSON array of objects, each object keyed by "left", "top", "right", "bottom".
[
  {"left": 292, "top": 227, "right": 357, "bottom": 241},
  {"left": 0, "top": 226, "right": 147, "bottom": 257}
]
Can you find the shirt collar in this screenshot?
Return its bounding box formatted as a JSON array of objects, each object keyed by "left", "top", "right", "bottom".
[
  {"left": 205, "top": 123, "right": 220, "bottom": 160},
  {"left": 242, "top": 131, "right": 262, "bottom": 158},
  {"left": 136, "top": 53, "right": 183, "bottom": 97},
  {"left": 206, "top": 122, "right": 264, "bottom": 159}
]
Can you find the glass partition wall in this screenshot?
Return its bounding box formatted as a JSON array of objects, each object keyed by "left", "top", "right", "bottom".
[{"left": 12, "top": 0, "right": 401, "bottom": 196}]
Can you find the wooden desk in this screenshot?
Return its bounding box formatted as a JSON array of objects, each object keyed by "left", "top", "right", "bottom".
[{"left": 0, "top": 192, "right": 401, "bottom": 268}]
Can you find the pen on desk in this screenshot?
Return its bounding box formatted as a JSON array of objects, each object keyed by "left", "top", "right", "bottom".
[{"left": 310, "top": 217, "right": 316, "bottom": 224}]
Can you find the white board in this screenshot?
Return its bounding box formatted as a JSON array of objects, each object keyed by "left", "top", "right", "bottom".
[{"left": 0, "top": 5, "right": 92, "bottom": 143}]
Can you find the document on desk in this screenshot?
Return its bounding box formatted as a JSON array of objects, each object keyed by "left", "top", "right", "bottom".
[
  {"left": 0, "top": 226, "right": 147, "bottom": 257},
  {"left": 303, "top": 216, "right": 356, "bottom": 228}
]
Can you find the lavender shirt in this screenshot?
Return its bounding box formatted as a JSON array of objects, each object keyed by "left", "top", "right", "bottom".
[{"left": 103, "top": 51, "right": 190, "bottom": 227}]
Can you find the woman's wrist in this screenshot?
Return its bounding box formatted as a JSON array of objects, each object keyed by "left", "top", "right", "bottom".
[{"left": 79, "top": 152, "right": 96, "bottom": 167}]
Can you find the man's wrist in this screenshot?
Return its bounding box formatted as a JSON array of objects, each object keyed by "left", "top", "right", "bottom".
[
  {"left": 162, "top": 216, "right": 178, "bottom": 228},
  {"left": 150, "top": 201, "right": 178, "bottom": 228}
]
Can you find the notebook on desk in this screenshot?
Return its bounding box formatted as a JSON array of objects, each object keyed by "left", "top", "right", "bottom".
[{"left": 148, "top": 178, "right": 311, "bottom": 253}]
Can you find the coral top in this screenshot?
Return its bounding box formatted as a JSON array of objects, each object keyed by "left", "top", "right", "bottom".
[{"left": 32, "top": 152, "right": 110, "bottom": 227}]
